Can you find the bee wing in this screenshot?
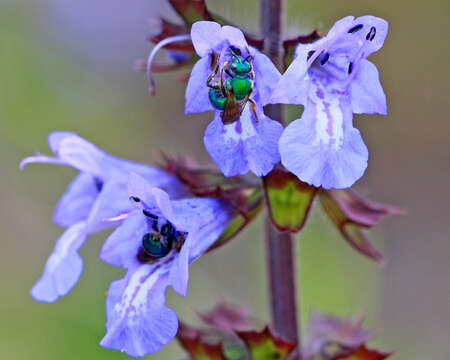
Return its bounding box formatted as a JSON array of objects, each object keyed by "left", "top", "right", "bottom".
[{"left": 221, "top": 96, "right": 243, "bottom": 124}]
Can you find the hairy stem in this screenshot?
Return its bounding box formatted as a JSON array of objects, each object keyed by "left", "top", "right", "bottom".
[{"left": 260, "top": 0, "right": 300, "bottom": 348}]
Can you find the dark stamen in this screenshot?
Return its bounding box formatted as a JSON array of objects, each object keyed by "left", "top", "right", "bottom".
[
  {"left": 348, "top": 24, "right": 363, "bottom": 33},
  {"left": 307, "top": 50, "right": 315, "bottom": 60},
  {"left": 93, "top": 177, "right": 103, "bottom": 192},
  {"left": 370, "top": 26, "right": 376, "bottom": 41},
  {"left": 366, "top": 26, "right": 376, "bottom": 41},
  {"left": 348, "top": 62, "right": 353, "bottom": 74},
  {"left": 142, "top": 209, "right": 158, "bottom": 219},
  {"left": 130, "top": 196, "right": 140, "bottom": 202},
  {"left": 320, "top": 52, "right": 330, "bottom": 65}
]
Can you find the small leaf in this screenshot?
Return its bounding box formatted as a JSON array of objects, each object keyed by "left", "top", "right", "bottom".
[
  {"left": 177, "top": 322, "right": 227, "bottom": 360},
  {"left": 264, "top": 168, "right": 318, "bottom": 232},
  {"left": 319, "top": 190, "right": 405, "bottom": 263},
  {"left": 236, "top": 327, "right": 297, "bottom": 360},
  {"left": 333, "top": 345, "right": 391, "bottom": 360}
]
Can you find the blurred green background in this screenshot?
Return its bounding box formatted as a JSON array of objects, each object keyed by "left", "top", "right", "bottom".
[{"left": 1, "top": 0, "right": 449, "bottom": 359}]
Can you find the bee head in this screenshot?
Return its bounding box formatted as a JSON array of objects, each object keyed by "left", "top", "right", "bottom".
[{"left": 231, "top": 56, "right": 251, "bottom": 75}]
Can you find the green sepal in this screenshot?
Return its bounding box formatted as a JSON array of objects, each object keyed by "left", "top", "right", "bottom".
[
  {"left": 236, "top": 327, "right": 297, "bottom": 360},
  {"left": 263, "top": 168, "right": 318, "bottom": 232}
]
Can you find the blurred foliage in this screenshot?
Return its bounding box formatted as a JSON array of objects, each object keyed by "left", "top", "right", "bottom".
[{"left": 1, "top": 0, "right": 449, "bottom": 360}]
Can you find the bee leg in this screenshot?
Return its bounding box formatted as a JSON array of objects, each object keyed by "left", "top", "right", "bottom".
[
  {"left": 176, "top": 235, "right": 185, "bottom": 252},
  {"left": 220, "top": 62, "right": 229, "bottom": 97},
  {"left": 244, "top": 46, "right": 251, "bottom": 60},
  {"left": 248, "top": 97, "right": 259, "bottom": 123},
  {"left": 249, "top": 62, "right": 255, "bottom": 81},
  {"left": 210, "top": 51, "right": 219, "bottom": 70},
  {"left": 208, "top": 83, "right": 221, "bottom": 90},
  {"left": 224, "top": 59, "right": 234, "bottom": 78},
  {"left": 206, "top": 63, "right": 220, "bottom": 88},
  {"left": 240, "top": 87, "right": 258, "bottom": 123}
]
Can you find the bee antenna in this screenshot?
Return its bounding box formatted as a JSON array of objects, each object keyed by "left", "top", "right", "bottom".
[{"left": 229, "top": 46, "right": 241, "bottom": 57}]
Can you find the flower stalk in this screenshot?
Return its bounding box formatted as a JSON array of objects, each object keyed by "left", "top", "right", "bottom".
[{"left": 261, "top": 0, "right": 300, "bottom": 349}]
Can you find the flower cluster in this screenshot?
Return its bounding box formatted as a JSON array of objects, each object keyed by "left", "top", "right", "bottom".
[
  {"left": 175, "top": 304, "right": 390, "bottom": 360},
  {"left": 22, "top": 3, "right": 397, "bottom": 358},
  {"left": 21, "top": 132, "right": 184, "bottom": 302},
  {"left": 22, "top": 133, "right": 234, "bottom": 356},
  {"left": 149, "top": 16, "right": 388, "bottom": 189}
]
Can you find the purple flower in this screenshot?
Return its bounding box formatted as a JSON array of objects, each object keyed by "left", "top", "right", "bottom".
[
  {"left": 185, "top": 21, "right": 283, "bottom": 177},
  {"left": 99, "top": 173, "right": 231, "bottom": 357},
  {"left": 272, "top": 16, "right": 388, "bottom": 189},
  {"left": 21, "top": 132, "right": 183, "bottom": 303}
]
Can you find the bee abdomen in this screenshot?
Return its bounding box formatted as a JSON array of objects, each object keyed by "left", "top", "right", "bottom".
[{"left": 208, "top": 88, "right": 227, "bottom": 110}]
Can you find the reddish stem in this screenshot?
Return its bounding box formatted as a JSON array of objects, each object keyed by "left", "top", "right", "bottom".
[
  {"left": 264, "top": 216, "right": 299, "bottom": 344},
  {"left": 260, "top": 0, "right": 300, "bottom": 351}
]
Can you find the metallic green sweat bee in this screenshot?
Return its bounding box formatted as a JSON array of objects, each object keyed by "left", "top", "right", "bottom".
[
  {"left": 207, "top": 47, "right": 259, "bottom": 125},
  {"left": 136, "top": 210, "right": 186, "bottom": 263}
]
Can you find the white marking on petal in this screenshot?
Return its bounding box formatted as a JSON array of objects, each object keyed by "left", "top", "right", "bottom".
[
  {"left": 113, "top": 255, "right": 176, "bottom": 326},
  {"left": 114, "top": 265, "right": 159, "bottom": 325},
  {"left": 310, "top": 82, "right": 344, "bottom": 150},
  {"left": 222, "top": 106, "right": 257, "bottom": 141}
]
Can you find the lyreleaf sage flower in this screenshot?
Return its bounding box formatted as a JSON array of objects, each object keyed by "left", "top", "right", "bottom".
[
  {"left": 21, "top": 132, "right": 183, "bottom": 303},
  {"left": 99, "top": 173, "right": 231, "bottom": 357},
  {"left": 185, "top": 21, "right": 283, "bottom": 177},
  {"left": 272, "top": 16, "right": 388, "bottom": 189}
]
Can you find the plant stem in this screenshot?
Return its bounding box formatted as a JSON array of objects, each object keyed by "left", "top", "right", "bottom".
[
  {"left": 260, "top": 0, "right": 300, "bottom": 348},
  {"left": 264, "top": 217, "right": 299, "bottom": 344}
]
